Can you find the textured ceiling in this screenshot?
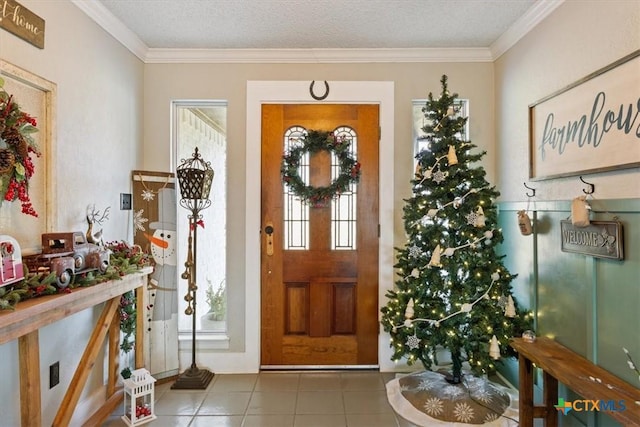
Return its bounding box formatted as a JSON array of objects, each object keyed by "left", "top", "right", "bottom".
[{"left": 96, "top": 0, "right": 537, "bottom": 50}]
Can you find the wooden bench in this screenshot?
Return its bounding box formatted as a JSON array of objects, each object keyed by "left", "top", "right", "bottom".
[{"left": 510, "top": 336, "right": 640, "bottom": 426}]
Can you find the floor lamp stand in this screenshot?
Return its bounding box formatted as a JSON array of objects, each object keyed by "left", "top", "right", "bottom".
[{"left": 172, "top": 148, "right": 215, "bottom": 390}]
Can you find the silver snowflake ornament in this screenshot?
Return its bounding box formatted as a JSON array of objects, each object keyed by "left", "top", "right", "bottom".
[
  {"left": 432, "top": 169, "right": 447, "bottom": 184},
  {"left": 466, "top": 211, "right": 479, "bottom": 225},
  {"left": 406, "top": 334, "right": 420, "bottom": 350},
  {"left": 408, "top": 244, "right": 422, "bottom": 258}
]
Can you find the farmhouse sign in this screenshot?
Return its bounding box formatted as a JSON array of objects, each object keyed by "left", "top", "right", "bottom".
[
  {"left": 529, "top": 50, "right": 639, "bottom": 180},
  {"left": 0, "top": 0, "right": 45, "bottom": 49},
  {"left": 560, "top": 220, "right": 624, "bottom": 260}
]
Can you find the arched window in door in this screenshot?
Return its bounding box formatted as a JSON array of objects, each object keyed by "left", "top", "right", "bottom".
[{"left": 282, "top": 125, "right": 358, "bottom": 251}]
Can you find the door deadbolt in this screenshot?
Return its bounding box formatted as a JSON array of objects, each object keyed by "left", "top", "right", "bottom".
[{"left": 265, "top": 222, "right": 274, "bottom": 256}]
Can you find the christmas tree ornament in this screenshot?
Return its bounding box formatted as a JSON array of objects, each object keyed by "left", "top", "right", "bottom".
[
  {"left": 408, "top": 244, "right": 422, "bottom": 258},
  {"left": 505, "top": 295, "right": 516, "bottom": 318},
  {"left": 406, "top": 334, "right": 420, "bottom": 350},
  {"left": 410, "top": 268, "right": 420, "bottom": 278},
  {"left": 447, "top": 145, "right": 458, "bottom": 165},
  {"left": 405, "top": 298, "right": 415, "bottom": 319},
  {"left": 489, "top": 335, "right": 501, "bottom": 359},
  {"left": 465, "top": 211, "right": 478, "bottom": 225},
  {"left": 428, "top": 245, "right": 442, "bottom": 267},
  {"left": 475, "top": 206, "right": 486, "bottom": 227},
  {"left": 443, "top": 247, "right": 455, "bottom": 257},
  {"left": 571, "top": 195, "right": 591, "bottom": 227},
  {"left": 518, "top": 210, "right": 533, "bottom": 235},
  {"left": 453, "top": 197, "right": 463, "bottom": 208},
  {"left": 432, "top": 169, "right": 447, "bottom": 184}
]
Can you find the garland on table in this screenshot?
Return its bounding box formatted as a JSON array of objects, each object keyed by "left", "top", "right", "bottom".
[
  {"left": 0, "top": 77, "right": 40, "bottom": 217},
  {"left": 0, "top": 241, "right": 149, "bottom": 310},
  {"left": 281, "top": 129, "right": 361, "bottom": 207}
]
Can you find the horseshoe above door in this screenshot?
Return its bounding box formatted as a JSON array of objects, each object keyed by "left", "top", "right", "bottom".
[{"left": 309, "top": 80, "right": 330, "bottom": 101}]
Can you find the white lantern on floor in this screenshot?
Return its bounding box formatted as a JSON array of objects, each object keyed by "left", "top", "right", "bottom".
[{"left": 122, "top": 368, "right": 157, "bottom": 426}]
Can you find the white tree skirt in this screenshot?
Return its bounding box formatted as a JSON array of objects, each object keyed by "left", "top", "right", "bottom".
[{"left": 386, "top": 370, "right": 519, "bottom": 426}]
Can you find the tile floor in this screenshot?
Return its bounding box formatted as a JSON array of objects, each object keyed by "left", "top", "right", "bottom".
[{"left": 104, "top": 371, "right": 418, "bottom": 427}]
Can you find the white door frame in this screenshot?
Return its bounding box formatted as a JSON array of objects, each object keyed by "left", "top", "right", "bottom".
[{"left": 228, "top": 81, "right": 395, "bottom": 372}]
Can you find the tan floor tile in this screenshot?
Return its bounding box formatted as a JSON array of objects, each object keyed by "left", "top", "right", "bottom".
[
  {"left": 294, "top": 413, "right": 348, "bottom": 427},
  {"left": 298, "top": 373, "right": 342, "bottom": 391},
  {"left": 196, "top": 391, "right": 251, "bottom": 415},
  {"left": 154, "top": 391, "right": 206, "bottom": 415},
  {"left": 343, "top": 390, "right": 394, "bottom": 414},
  {"left": 189, "top": 415, "right": 244, "bottom": 426},
  {"left": 255, "top": 373, "right": 300, "bottom": 391},
  {"left": 210, "top": 374, "right": 258, "bottom": 392},
  {"left": 340, "top": 372, "right": 385, "bottom": 391},
  {"left": 247, "top": 390, "right": 298, "bottom": 414},
  {"left": 345, "top": 412, "right": 399, "bottom": 427},
  {"left": 296, "top": 390, "right": 345, "bottom": 414},
  {"left": 242, "top": 414, "right": 295, "bottom": 426}
]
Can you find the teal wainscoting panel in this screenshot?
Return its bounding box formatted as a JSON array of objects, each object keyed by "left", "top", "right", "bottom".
[
  {"left": 535, "top": 205, "right": 588, "bottom": 355},
  {"left": 497, "top": 202, "right": 536, "bottom": 387},
  {"left": 593, "top": 207, "right": 640, "bottom": 387}
]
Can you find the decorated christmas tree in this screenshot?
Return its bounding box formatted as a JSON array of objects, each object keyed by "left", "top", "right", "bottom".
[{"left": 380, "top": 75, "right": 531, "bottom": 383}]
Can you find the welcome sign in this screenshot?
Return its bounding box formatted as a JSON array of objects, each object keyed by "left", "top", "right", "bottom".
[
  {"left": 560, "top": 220, "right": 624, "bottom": 260},
  {"left": 0, "top": 0, "right": 45, "bottom": 49},
  {"left": 529, "top": 50, "right": 639, "bottom": 180}
]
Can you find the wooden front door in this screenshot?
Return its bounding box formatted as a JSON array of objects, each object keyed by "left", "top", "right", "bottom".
[{"left": 261, "top": 104, "right": 379, "bottom": 367}]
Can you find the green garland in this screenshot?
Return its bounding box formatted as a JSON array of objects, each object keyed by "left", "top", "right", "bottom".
[
  {"left": 281, "top": 129, "right": 361, "bottom": 207},
  {"left": 0, "top": 241, "right": 150, "bottom": 310}
]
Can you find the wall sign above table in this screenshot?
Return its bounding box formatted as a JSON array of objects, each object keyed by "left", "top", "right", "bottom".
[
  {"left": 0, "top": 0, "right": 45, "bottom": 49},
  {"left": 529, "top": 50, "right": 639, "bottom": 180}
]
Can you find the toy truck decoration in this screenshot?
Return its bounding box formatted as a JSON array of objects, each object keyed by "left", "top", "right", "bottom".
[
  {"left": 23, "top": 232, "right": 110, "bottom": 288},
  {"left": 0, "top": 235, "right": 25, "bottom": 288}
]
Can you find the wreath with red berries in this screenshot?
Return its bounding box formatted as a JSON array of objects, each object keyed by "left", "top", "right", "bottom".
[
  {"left": 0, "top": 77, "right": 40, "bottom": 217},
  {"left": 281, "top": 129, "right": 361, "bottom": 207}
]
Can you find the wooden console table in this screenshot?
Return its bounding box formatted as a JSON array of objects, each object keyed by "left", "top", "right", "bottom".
[
  {"left": 510, "top": 336, "right": 640, "bottom": 427},
  {"left": 0, "top": 267, "right": 151, "bottom": 427}
]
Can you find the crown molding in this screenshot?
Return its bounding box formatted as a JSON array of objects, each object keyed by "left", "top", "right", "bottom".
[
  {"left": 71, "top": 0, "right": 148, "bottom": 61},
  {"left": 75, "top": 0, "right": 562, "bottom": 64},
  {"left": 490, "top": 0, "right": 565, "bottom": 60},
  {"left": 144, "top": 47, "right": 493, "bottom": 64}
]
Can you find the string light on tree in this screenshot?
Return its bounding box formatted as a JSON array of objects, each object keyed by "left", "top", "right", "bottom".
[{"left": 380, "top": 75, "right": 532, "bottom": 383}]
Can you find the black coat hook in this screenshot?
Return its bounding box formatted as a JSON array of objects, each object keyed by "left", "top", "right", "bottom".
[
  {"left": 580, "top": 176, "right": 595, "bottom": 194},
  {"left": 523, "top": 182, "right": 536, "bottom": 198}
]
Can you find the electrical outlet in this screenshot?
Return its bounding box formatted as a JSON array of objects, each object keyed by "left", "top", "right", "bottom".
[
  {"left": 50, "top": 361, "right": 59, "bottom": 389},
  {"left": 120, "top": 193, "right": 132, "bottom": 210}
]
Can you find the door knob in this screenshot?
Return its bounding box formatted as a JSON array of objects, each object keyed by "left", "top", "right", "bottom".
[{"left": 264, "top": 222, "right": 274, "bottom": 256}]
